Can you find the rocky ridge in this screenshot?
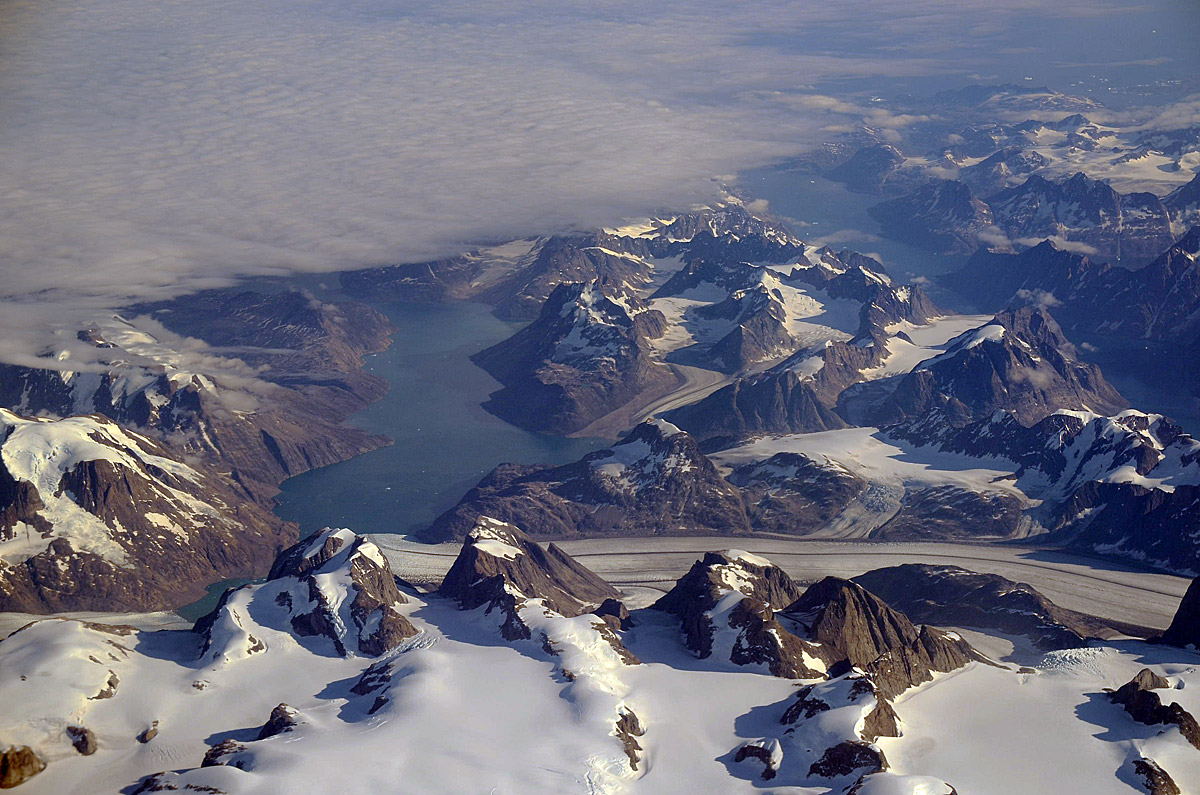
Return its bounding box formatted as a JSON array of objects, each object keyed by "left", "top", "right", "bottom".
[
  {"left": 423, "top": 420, "right": 749, "bottom": 543},
  {"left": 685, "top": 553, "right": 977, "bottom": 792},
  {"left": 340, "top": 204, "right": 805, "bottom": 321},
  {"left": 471, "top": 282, "right": 675, "bottom": 434},
  {"left": 437, "top": 516, "right": 621, "bottom": 639},
  {"left": 853, "top": 564, "right": 1105, "bottom": 649},
  {"left": 0, "top": 410, "right": 294, "bottom": 613},
  {"left": 1158, "top": 575, "right": 1200, "bottom": 649},
  {"left": 870, "top": 306, "right": 1127, "bottom": 428},
  {"left": 0, "top": 289, "right": 394, "bottom": 612},
  {"left": 943, "top": 226, "right": 1200, "bottom": 347},
  {"left": 194, "top": 528, "right": 418, "bottom": 661}
]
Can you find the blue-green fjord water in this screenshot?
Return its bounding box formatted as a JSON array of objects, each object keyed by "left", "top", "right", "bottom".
[{"left": 272, "top": 300, "right": 604, "bottom": 539}]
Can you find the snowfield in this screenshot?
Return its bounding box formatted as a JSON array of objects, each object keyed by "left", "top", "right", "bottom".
[
  {"left": 858, "top": 315, "right": 993, "bottom": 382},
  {"left": 709, "top": 427, "right": 1022, "bottom": 499},
  {"left": 2, "top": 527, "right": 1198, "bottom": 794},
  {"left": 881, "top": 644, "right": 1200, "bottom": 794}
]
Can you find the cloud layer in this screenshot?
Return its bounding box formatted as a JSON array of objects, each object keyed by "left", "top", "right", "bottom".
[{"left": 0, "top": 0, "right": 1191, "bottom": 364}]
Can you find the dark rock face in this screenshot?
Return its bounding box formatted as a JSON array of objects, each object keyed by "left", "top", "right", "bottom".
[
  {"left": 1132, "top": 757, "right": 1181, "bottom": 795},
  {"left": 615, "top": 709, "right": 646, "bottom": 771},
  {"left": 471, "top": 281, "right": 675, "bottom": 435},
  {"left": 1130, "top": 668, "right": 1172, "bottom": 691},
  {"left": 653, "top": 551, "right": 825, "bottom": 677},
  {"left": 593, "top": 598, "right": 634, "bottom": 630},
  {"left": 869, "top": 180, "right": 995, "bottom": 254},
  {"left": 825, "top": 144, "right": 913, "bottom": 194},
  {"left": 785, "top": 577, "right": 978, "bottom": 700},
  {"left": 1110, "top": 671, "right": 1200, "bottom": 751},
  {"left": 1158, "top": 576, "right": 1200, "bottom": 649},
  {"left": 438, "top": 517, "right": 619, "bottom": 638},
  {"left": 92, "top": 670, "right": 120, "bottom": 700},
  {"left": 734, "top": 742, "right": 779, "bottom": 780},
  {"left": 853, "top": 564, "right": 1096, "bottom": 650},
  {"left": 0, "top": 413, "right": 296, "bottom": 615},
  {"left": 350, "top": 659, "right": 399, "bottom": 715},
  {"left": 257, "top": 704, "right": 301, "bottom": 740},
  {"left": 945, "top": 227, "right": 1200, "bottom": 347},
  {"left": 423, "top": 420, "right": 749, "bottom": 543},
  {"left": 727, "top": 598, "right": 827, "bottom": 679},
  {"left": 729, "top": 453, "right": 866, "bottom": 535},
  {"left": 873, "top": 306, "right": 1126, "bottom": 428},
  {"left": 0, "top": 746, "right": 45, "bottom": 789},
  {"left": 807, "top": 741, "right": 888, "bottom": 779},
  {"left": 989, "top": 172, "right": 1173, "bottom": 266},
  {"left": 201, "top": 739, "right": 248, "bottom": 769},
  {"left": 1058, "top": 482, "right": 1200, "bottom": 576},
  {"left": 0, "top": 465, "right": 49, "bottom": 536},
  {"left": 860, "top": 695, "right": 902, "bottom": 742},
  {"left": 665, "top": 368, "right": 849, "bottom": 446},
  {"left": 66, "top": 725, "right": 97, "bottom": 755},
  {"left": 137, "top": 722, "right": 159, "bottom": 744}
]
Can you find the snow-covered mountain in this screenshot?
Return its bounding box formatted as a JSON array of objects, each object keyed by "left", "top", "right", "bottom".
[
  {"left": 0, "top": 409, "right": 292, "bottom": 613},
  {"left": 4, "top": 522, "right": 1200, "bottom": 794},
  {"left": 471, "top": 282, "right": 676, "bottom": 434},
  {"left": 0, "top": 290, "right": 393, "bottom": 614},
  {"left": 716, "top": 405, "right": 1200, "bottom": 571},
  {"left": 664, "top": 303, "right": 1124, "bottom": 447},
  {"left": 823, "top": 92, "right": 1198, "bottom": 200},
  {"left": 467, "top": 217, "right": 934, "bottom": 435},
  {"left": 871, "top": 306, "right": 1127, "bottom": 428},
  {"left": 340, "top": 203, "right": 805, "bottom": 321}
]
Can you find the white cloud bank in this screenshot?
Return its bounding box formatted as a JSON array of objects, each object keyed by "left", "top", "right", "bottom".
[{"left": 0, "top": 0, "right": 1184, "bottom": 363}]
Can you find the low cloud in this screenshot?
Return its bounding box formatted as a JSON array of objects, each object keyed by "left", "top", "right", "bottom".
[
  {"left": 1016, "top": 288, "right": 1062, "bottom": 308},
  {"left": 0, "top": 0, "right": 1187, "bottom": 367}
]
